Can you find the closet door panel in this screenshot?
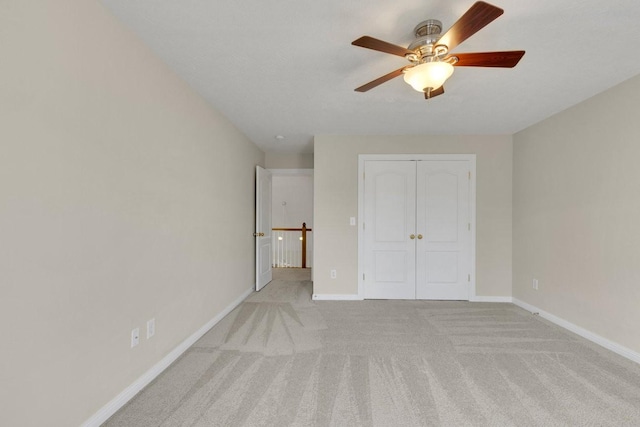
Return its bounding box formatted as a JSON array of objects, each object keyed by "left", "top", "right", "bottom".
[
  {"left": 416, "top": 161, "right": 470, "bottom": 300},
  {"left": 363, "top": 161, "right": 416, "bottom": 299}
]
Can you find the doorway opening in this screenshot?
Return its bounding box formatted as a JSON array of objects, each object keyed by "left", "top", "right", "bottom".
[{"left": 270, "top": 169, "right": 314, "bottom": 280}]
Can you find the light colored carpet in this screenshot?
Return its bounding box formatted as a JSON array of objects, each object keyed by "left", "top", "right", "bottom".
[{"left": 105, "top": 269, "right": 640, "bottom": 426}]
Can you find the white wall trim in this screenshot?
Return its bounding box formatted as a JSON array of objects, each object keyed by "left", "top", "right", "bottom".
[
  {"left": 81, "top": 285, "right": 255, "bottom": 427},
  {"left": 470, "top": 296, "right": 513, "bottom": 303},
  {"left": 312, "top": 294, "right": 363, "bottom": 301},
  {"left": 357, "top": 154, "right": 476, "bottom": 300},
  {"left": 512, "top": 298, "right": 640, "bottom": 365}
]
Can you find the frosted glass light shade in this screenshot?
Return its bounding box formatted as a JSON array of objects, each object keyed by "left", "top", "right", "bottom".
[{"left": 403, "top": 62, "right": 454, "bottom": 92}]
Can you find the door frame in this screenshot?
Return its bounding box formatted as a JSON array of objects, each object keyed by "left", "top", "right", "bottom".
[
  {"left": 357, "top": 154, "right": 477, "bottom": 300},
  {"left": 255, "top": 166, "right": 273, "bottom": 291}
]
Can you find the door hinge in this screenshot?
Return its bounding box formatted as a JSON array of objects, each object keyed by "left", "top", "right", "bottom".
[
  {"left": 363, "top": 273, "right": 365, "bottom": 280},
  {"left": 468, "top": 171, "right": 471, "bottom": 180},
  {"left": 468, "top": 274, "right": 471, "bottom": 282},
  {"left": 468, "top": 223, "right": 471, "bottom": 231},
  {"left": 363, "top": 222, "right": 365, "bottom": 230}
]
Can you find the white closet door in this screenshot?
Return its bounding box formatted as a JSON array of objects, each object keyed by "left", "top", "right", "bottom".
[
  {"left": 415, "top": 161, "right": 470, "bottom": 300},
  {"left": 363, "top": 161, "right": 416, "bottom": 299}
]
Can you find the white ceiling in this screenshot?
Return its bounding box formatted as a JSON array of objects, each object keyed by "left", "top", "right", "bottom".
[{"left": 101, "top": 0, "right": 640, "bottom": 154}]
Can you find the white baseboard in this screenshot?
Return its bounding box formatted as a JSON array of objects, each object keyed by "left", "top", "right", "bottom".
[
  {"left": 470, "top": 296, "right": 513, "bottom": 303},
  {"left": 512, "top": 298, "right": 640, "bottom": 365},
  {"left": 312, "top": 294, "right": 363, "bottom": 301},
  {"left": 311, "top": 294, "right": 512, "bottom": 302},
  {"left": 81, "top": 285, "right": 255, "bottom": 427}
]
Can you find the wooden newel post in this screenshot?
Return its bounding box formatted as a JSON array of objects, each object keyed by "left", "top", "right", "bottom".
[{"left": 301, "top": 222, "right": 307, "bottom": 268}]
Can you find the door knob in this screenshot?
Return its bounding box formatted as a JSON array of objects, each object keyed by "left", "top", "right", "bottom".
[
  {"left": 417, "top": 234, "right": 423, "bottom": 239},
  {"left": 410, "top": 234, "right": 415, "bottom": 240},
  {"left": 254, "top": 232, "right": 265, "bottom": 237}
]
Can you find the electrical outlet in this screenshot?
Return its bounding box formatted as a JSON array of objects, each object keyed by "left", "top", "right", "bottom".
[
  {"left": 350, "top": 217, "right": 356, "bottom": 226},
  {"left": 330, "top": 269, "right": 337, "bottom": 279},
  {"left": 146, "top": 318, "right": 155, "bottom": 339},
  {"left": 131, "top": 327, "right": 140, "bottom": 348},
  {"left": 532, "top": 279, "right": 539, "bottom": 290}
]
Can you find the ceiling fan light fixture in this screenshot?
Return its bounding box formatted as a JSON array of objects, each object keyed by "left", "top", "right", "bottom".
[{"left": 403, "top": 61, "right": 454, "bottom": 92}]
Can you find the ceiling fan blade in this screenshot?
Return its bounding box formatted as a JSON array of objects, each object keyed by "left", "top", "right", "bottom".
[
  {"left": 449, "top": 50, "right": 525, "bottom": 68},
  {"left": 425, "top": 86, "right": 445, "bottom": 99},
  {"left": 436, "top": 2, "right": 503, "bottom": 52},
  {"left": 352, "top": 36, "right": 414, "bottom": 58},
  {"left": 355, "top": 66, "right": 409, "bottom": 92}
]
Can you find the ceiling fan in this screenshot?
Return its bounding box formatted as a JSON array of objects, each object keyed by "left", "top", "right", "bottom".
[{"left": 352, "top": 1, "right": 525, "bottom": 99}]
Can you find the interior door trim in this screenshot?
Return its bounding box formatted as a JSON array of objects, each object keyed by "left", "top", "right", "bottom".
[{"left": 357, "top": 154, "right": 476, "bottom": 300}]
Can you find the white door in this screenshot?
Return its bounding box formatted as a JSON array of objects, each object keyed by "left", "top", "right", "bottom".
[
  {"left": 363, "top": 159, "right": 471, "bottom": 300},
  {"left": 416, "top": 161, "right": 470, "bottom": 300},
  {"left": 363, "top": 161, "right": 416, "bottom": 299},
  {"left": 255, "top": 166, "right": 272, "bottom": 291}
]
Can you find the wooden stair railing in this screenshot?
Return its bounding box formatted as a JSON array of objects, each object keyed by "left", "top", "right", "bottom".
[{"left": 272, "top": 222, "right": 312, "bottom": 268}]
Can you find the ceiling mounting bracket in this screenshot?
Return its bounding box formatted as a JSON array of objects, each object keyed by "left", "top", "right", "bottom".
[{"left": 413, "top": 19, "right": 442, "bottom": 38}]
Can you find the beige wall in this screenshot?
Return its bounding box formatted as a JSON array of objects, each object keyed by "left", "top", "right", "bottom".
[
  {"left": 513, "top": 74, "right": 640, "bottom": 354},
  {"left": 314, "top": 135, "right": 513, "bottom": 297},
  {"left": 0, "top": 1, "right": 263, "bottom": 426},
  {"left": 265, "top": 152, "right": 314, "bottom": 169}
]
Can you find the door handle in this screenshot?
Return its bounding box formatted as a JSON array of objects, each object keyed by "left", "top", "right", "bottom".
[
  {"left": 410, "top": 234, "right": 415, "bottom": 240},
  {"left": 417, "top": 234, "right": 423, "bottom": 239}
]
